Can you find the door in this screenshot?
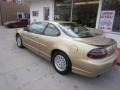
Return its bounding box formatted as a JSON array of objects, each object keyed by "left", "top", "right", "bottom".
[
  {"left": 36, "top": 23, "right": 60, "bottom": 60},
  {"left": 44, "top": 7, "right": 50, "bottom": 20},
  {"left": 21, "top": 22, "right": 48, "bottom": 54}
]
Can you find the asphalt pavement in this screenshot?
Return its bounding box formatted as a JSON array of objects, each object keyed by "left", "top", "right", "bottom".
[{"left": 0, "top": 27, "right": 120, "bottom": 90}]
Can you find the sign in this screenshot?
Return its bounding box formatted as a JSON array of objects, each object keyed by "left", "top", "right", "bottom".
[
  {"left": 16, "top": 0, "right": 23, "bottom": 4},
  {"left": 99, "top": 10, "right": 115, "bottom": 32}
]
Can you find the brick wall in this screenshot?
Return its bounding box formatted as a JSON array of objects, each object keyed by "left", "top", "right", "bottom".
[{"left": 0, "top": 1, "right": 29, "bottom": 25}]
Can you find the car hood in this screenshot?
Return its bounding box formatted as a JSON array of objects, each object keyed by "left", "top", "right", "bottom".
[{"left": 74, "top": 36, "right": 116, "bottom": 46}]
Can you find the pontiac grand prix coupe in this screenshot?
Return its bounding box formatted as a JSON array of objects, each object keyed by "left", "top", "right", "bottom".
[{"left": 16, "top": 21, "right": 118, "bottom": 77}]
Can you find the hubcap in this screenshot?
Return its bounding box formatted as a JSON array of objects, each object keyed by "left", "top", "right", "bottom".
[
  {"left": 54, "top": 55, "right": 66, "bottom": 72},
  {"left": 17, "top": 37, "right": 21, "bottom": 46}
]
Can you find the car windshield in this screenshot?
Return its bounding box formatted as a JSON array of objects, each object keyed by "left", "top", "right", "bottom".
[{"left": 59, "top": 23, "right": 97, "bottom": 38}]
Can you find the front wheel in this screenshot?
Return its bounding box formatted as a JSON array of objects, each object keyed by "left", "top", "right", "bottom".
[
  {"left": 16, "top": 35, "right": 24, "bottom": 48},
  {"left": 52, "top": 51, "right": 71, "bottom": 74}
]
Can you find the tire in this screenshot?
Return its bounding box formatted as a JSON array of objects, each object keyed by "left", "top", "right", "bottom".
[
  {"left": 16, "top": 35, "right": 24, "bottom": 48},
  {"left": 52, "top": 51, "right": 71, "bottom": 74}
]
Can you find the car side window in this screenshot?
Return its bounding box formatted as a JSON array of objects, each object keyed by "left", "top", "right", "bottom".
[
  {"left": 44, "top": 24, "right": 60, "bottom": 36},
  {"left": 28, "top": 22, "right": 48, "bottom": 34}
]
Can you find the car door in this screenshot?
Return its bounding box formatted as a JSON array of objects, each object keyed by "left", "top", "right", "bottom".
[
  {"left": 21, "top": 22, "right": 48, "bottom": 54},
  {"left": 35, "top": 23, "right": 60, "bottom": 60}
]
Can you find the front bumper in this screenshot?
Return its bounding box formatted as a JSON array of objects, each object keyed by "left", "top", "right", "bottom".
[{"left": 72, "top": 52, "right": 118, "bottom": 77}]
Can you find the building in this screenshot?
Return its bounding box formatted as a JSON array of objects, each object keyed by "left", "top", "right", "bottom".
[
  {"left": 25, "top": 0, "right": 120, "bottom": 47},
  {"left": 24, "top": 0, "right": 54, "bottom": 23},
  {"left": 0, "top": 0, "right": 30, "bottom": 25}
]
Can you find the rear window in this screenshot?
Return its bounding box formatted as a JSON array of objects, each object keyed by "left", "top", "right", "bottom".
[{"left": 59, "top": 23, "right": 97, "bottom": 38}]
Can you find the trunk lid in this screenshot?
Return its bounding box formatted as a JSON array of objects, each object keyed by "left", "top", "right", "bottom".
[{"left": 74, "top": 36, "right": 116, "bottom": 46}]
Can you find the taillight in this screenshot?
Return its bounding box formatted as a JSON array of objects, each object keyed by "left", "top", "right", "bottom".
[{"left": 87, "top": 48, "right": 107, "bottom": 59}]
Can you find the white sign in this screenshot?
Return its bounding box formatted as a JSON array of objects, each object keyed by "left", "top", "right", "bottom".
[
  {"left": 16, "top": 0, "right": 23, "bottom": 4},
  {"left": 99, "top": 10, "right": 115, "bottom": 32}
]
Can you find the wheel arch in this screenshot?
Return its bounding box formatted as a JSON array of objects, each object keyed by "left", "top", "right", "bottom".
[
  {"left": 16, "top": 33, "right": 19, "bottom": 37},
  {"left": 51, "top": 49, "right": 72, "bottom": 73},
  {"left": 15, "top": 28, "right": 23, "bottom": 38},
  {"left": 16, "top": 33, "right": 20, "bottom": 40},
  {"left": 51, "top": 49, "right": 72, "bottom": 65},
  {"left": 51, "top": 49, "right": 67, "bottom": 57}
]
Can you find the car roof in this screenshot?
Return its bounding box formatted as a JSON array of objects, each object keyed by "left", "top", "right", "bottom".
[
  {"left": 43, "top": 21, "right": 76, "bottom": 25},
  {"left": 31, "top": 21, "right": 76, "bottom": 26},
  {"left": 54, "top": 21, "right": 75, "bottom": 23}
]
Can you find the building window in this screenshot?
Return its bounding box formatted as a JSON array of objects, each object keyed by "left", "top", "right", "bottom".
[
  {"left": 55, "top": 0, "right": 71, "bottom": 21},
  {"left": 17, "top": 12, "right": 23, "bottom": 19},
  {"left": 55, "top": 0, "right": 99, "bottom": 28},
  {"left": 16, "top": 0, "right": 23, "bottom": 4},
  {"left": 24, "top": 13, "right": 30, "bottom": 19},
  {"left": 32, "top": 11, "right": 39, "bottom": 17},
  {"left": 17, "top": 12, "right": 29, "bottom": 19}
]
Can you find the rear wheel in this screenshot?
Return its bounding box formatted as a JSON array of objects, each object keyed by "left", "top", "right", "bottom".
[
  {"left": 52, "top": 51, "right": 71, "bottom": 74},
  {"left": 16, "top": 35, "right": 24, "bottom": 48}
]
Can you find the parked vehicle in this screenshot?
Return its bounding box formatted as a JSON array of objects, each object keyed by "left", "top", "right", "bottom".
[
  {"left": 16, "top": 21, "right": 118, "bottom": 77},
  {"left": 4, "top": 19, "right": 29, "bottom": 28}
]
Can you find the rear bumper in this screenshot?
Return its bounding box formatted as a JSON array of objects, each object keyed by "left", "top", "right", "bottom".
[{"left": 72, "top": 52, "right": 118, "bottom": 77}]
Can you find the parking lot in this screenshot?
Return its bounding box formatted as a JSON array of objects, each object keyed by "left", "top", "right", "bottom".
[{"left": 0, "top": 27, "right": 120, "bottom": 90}]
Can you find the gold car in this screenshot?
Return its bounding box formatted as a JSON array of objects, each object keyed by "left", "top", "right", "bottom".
[{"left": 16, "top": 21, "right": 118, "bottom": 77}]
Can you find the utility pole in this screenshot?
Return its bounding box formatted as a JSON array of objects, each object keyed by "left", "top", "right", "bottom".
[
  {"left": 96, "top": 0, "right": 103, "bottom": 29},
  {"left": 70, "top": 0, "right": 73, "bottom": 22}
]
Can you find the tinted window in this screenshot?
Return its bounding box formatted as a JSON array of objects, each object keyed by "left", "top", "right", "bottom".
[
  {"left": 44, "top": 24, "right": 60, "bottom": 36},
  {"left": 59, "top": 23, "right": 96, "bottom": 38},
  {"left": 29, "top": 22, "right": 48, "bottom": 34}
]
